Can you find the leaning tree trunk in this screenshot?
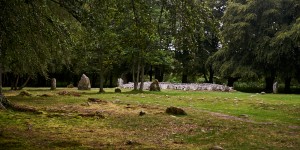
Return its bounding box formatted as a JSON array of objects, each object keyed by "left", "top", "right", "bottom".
[
  {"left": 18, "top": 76, "right": 31, "bottom": 90},
  {"left": 13, "top": 75, "right": 19, "bottom": 90},
  {"left": 203, "top": 68, "right": 209, "bottom": 83},
  {"left": 0, "top": 95, "right": 11, "bottom": 109}
]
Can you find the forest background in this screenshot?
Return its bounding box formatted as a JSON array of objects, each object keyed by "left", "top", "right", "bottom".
[{"left": 0, "top": 0, "right": 299, "bottom": 93}]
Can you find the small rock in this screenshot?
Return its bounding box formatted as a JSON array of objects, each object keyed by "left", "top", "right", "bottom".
[
  {"left": 67, "top": 83, "right": 74, "bottom": 88},
  {"left": 88, "top": 98, "right": 107, "bottom": 104},
  {"left": 113, "top": 99, "right": 121, "bottom": 103},
  {"left": 87, "top": 102, "right": 91, "bottom": 106},
  {"left": 210, "top": 146, "right": 224, "bottom": 150},
  {"left": 239, "top": 114, "right": 249, "bottom": 118},
  {"left": 125, "top": 140, "right": 134, "bottom": 145},
  {"left": 166, "top": 107, "right": 187, "bottom": 115},
  {"left": 261, "top": 91, "right": 266, "bottom": 95},
  {"left": 19, "top": 91, "right": 32, "bottom": 96},
  {"left": 39, "top": 94, "right": 52, "bottom": 97},
  {"left": 139, "top": 111, "right": 146, "bottom": 116},
  {"left": 115, "top": 88, "right": 121, "bottom": 93},
  {"left": 57, "top": 91, "right": 69, "bottom": 95}
]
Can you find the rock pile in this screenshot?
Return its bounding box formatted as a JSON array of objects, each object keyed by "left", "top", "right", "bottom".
[{"left": 119, "top": 79, "right": 233, "bottom": 92}]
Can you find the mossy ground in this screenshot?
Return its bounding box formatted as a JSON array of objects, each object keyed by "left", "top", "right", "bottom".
[{"left": 0, "top": 88, "right": 299, "bottom": 149}]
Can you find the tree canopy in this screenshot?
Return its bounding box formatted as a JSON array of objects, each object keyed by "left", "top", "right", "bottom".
[{"left": 0, "top": 0, "right": 299, "bottom": 93}]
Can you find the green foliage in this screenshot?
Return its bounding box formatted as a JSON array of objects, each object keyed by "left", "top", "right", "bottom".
[
  {"left": 1, "top": 0, "right": 299, "bottom": 91},
  {"left": 0, "top": 1, "right": 76, "bottom": 78},
  {"left": 210, "top": 0, "right": 300, "bottom": 89}
]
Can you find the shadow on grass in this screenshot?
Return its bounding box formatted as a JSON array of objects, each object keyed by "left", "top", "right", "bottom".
[
  {"left": 49, "top": 140, "right": 82, "bottom": 148},
  {"left": 83, "top": 90, "right": 157, "bottom": 95}
]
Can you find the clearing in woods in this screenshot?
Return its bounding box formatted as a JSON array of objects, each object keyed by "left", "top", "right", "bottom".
[{"left": 0, "top": 88, "right": 299, "bottom": 149}]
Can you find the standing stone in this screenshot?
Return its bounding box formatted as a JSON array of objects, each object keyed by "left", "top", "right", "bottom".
[
  {"left": 117, "top": 78, "right": 124, "bottom": 87},
  {"left": 78, "top": 74, "right": 91, "bottom": 90},
  {"left": 273, "top": 82, "right": 278, "bottom": 94},
  {"left": 51, "top": 78, "right": 56, "bottom": 90},
  {"left": 149, "top": 79, "right": 161, "bottom": 91}
]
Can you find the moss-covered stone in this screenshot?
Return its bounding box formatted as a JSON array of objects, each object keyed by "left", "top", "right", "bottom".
[{"left": 166, "top": 106, "right": 187, "bottom": 115}]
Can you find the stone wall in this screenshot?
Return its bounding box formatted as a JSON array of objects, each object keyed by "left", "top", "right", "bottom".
[{"left": 120, "top": 81, "right": 233, "bottom": 92}]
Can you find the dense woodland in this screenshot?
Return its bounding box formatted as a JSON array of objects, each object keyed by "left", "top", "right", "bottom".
[{"left": 0, "top": 0, "right": 299, "bottom": 93}]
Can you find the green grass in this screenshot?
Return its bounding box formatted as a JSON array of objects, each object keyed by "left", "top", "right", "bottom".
[{"left": 0, "top": 87, "right": 299, "bottom": 149}]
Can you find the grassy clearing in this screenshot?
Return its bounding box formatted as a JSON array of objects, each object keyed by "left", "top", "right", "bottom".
[{"left": 0, "top": 88, "right": 299, "bottom": 149}]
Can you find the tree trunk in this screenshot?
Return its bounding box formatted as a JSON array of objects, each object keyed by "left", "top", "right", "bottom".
[
  {"left": 139, "top": 65, "right": 145, "bottom": 91},
  {"left": 182, "top": 73, "right": 188, "bottom": 83},
  {"left": 149, "top": 65, "right": 153, "bottom": 82},
  {"left": 0, "top": 63, "right": 2, "bottom": 95},
  {"left": 99, "top": 72, "right": 105, "bottom": 93},
  {"left": 208, "top": 66, "right": 214, "bottom": 83},
  {"left": 203, "top": 68, "right": 208, "bottom": 83},
  {"left": 284, "top": 77, "right": 291, "bottom": 93},
  {"left": 227, "top": 77, "right": 239, "bottom": 87},
  {"left": 154, "top": 66, "right": 164, "bottom": 82},
  {"left": 265, "top": 76, "right": 275, "bottom": 93},
  {"left": 133, "top": 62, "right": 140, "bottom": 91},
  {"left": 98, "top": 48, "right": 105, "bottom": 93},
  {"left": 18, "top": 76, "right": 31, "bottom": 90},
  {"left": 109, "top": 73, "right": 113, "bottom": 88},
  {"left": 14, "top": 75, "right": 19, "bottom": 90},
  {"left": 136, "top": 59, "right": 140, "bottom": 88},
  {"left": 131, "top": 0, "right": 139, "bottom": 91}
]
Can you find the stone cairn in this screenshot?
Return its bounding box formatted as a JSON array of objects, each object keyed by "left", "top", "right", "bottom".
[
  {"left": 118, "top": 78, "right": 233, "bottom": 92},
  {"left": 78, "top": 74, "right": 91, "bottom": 90}
]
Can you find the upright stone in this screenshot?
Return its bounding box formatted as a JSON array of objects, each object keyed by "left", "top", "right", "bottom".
[
  {"left": 51, "top": 78, "right": 56, "bottom": 90},
  {"left": 273, "top": 82, "right": 278, "bottom": 94},
  {"left": 78, "top": 74, "right": 91, "bottom": 90},
  {"left": 149, "top": 79, "right": 161, "bottom": 91},
  {"left": 117, "top": 78, "right": 124, "bottom": 87}
]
